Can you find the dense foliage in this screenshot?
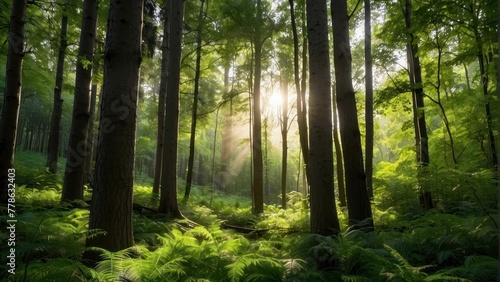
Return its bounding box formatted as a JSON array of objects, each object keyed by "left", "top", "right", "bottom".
[{"left": 0, "top": 153, "right": 498, "bottom": 281}]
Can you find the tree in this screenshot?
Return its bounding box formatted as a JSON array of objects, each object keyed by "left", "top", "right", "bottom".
[
  {"left": 288, "top": 0, "right": 310, "bottom": 187},
  {"left": 86, "top": 0, "right": 143, "bottom": 251},
  {"left": 364, "top": 0, "right": 374, "bottom": 199},
  {"left": 307, "top": 0, "right": 341, "bottom": 236},
  {"left": 0, "top": 0, "right": 26, "bottom": 205},
  {"left": 153, "top": 1, "right": 170, "bottom": 195},
  {"left": 331, "top": 0, "right": 373, "bottom": 228},
  {"left": 46, "top": 2, "right": 69, "bottom": 174},
  {"left": 280, "top": 77, "right": 289, "bottom": 209},
  {"left": 404, "top": 0, "right": 434, "bottom": 210},
  {"left": 251, "top": 0, "right": 265, "bottom": 214},
  {"left": 61, "top": 0, "right": 99, "bottom": 202},
  {"left": 184, "top": 0, "right": 206, "bottom": 203},
  {"left": 158, "top": 0, "right": 184, "bottom": 218}
]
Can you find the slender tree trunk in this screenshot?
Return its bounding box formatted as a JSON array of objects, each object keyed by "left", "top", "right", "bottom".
[
  {"left": 153, "top": 1, "right": 169, "bottom": 195},
  {"left": 427, "top": 34, "right": 457, "bottom": 166},
  {"left": 307, "top": 0, "right": 341, "bottom": 236},
  {"left": 404, "top": 0, "right": 433, "bottom": 211},
  {"left": 251, "top": 0, "right": 264, "bottom": 215},
  {"left": 62, "top": 0, "right": 99, "bottom": 202},
  {"left": 289, "top": 0, "right": 310, "bottom": 187},
  {"left": 84, "top": 60, "right": 99, "bottom": 185},
  {"left": 332, "top": 87, "right": 346, "bottom": 206},
  {"left": 281, "top": 78, "right": 289, "bottom": 209},
  {"left": 220, "top": 63, "right": 233, "bottom": 193},
  {"left": 47, "top": 10, "right": 68, "bottom": 174},
  {"left": 331, "top": 0, "right": 373, "bottom": 228},
  {"left": 364, "top": 0, "right": 374, "bottom": 199},
  {"left": 497, "top": 0, "right": 500, "bottom": 193},
  {"left": 476, "top": 38, "right": 498, "bottom": 168},
  {"left": 0, "top": 0, "right": 26, "bottom": 205},
  {"left": 158, "top": 0, "right": 184, "bottom": 218},
  {"left": 86, "top": 0, "right": 142, "bottom": 252},
  {"left": 184, "top": 0, "right": 205, "bottom": 203}
]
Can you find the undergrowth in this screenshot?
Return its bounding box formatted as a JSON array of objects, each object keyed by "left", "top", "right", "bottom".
[{"left": 0, "top": 152, "right": 498, "bottom": 281}]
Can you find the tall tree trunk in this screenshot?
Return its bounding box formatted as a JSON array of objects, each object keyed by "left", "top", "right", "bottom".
[
  {"left": 153, "top": 1, "right": 170, "bottom": 195},
  {"left": 86, "top": 0, "right": 142, "bottom": 252},
  {"left": 289, "top": 0, "right": 310, "bottom": 187},
  {"left": 83, "top": 60, "right": 99, "bottom": 185},
  {"left": 332, "top": 87, "right": 346, "bottom": 207},
  {"left": 158, "top": 0, "right": 184, "bottom": 218},
  {"left": 475, "top": 33, "right": 498, "bottom": 168},
  {"left": 281, "top": 78, "right": 289, "bottom": 209},
  {"left": 62, "top": 0, "right": 99, "bottom": 202},
  {"left": 497, "top": 0, "right": 500, "bottom": 191},
  {"left": 220, "top": 64, "right": 233, "bottom": 193},
  {"left": 0, "top": 0, "right": 26, "bottom": 205},
  {"left": 331, "top": 0, "right": 373, "bottom": 228},
  {"left": 47, "top": 9, "right": 68, "bottom": 174},
  {"left": 252, "top": 0, "right": 264, "bottom": 215},
  {"left": 307, "top": 0, "right": 341, "bottom": 236},
  {"left": 184, "top": 0, "right": 205, "bottom": 203},
  {"left": 404, "top": 0, "right": 433, "bottom": 211},
  {"left": 364, "top": 0, "right": 374, "bottom": 199}
]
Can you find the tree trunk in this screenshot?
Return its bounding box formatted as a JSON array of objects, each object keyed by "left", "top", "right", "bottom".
[
  {"left": 332, "top": 87, "right": 346, "bottom": 207},
  {"left": 86, "top": 0, "right": 142, "bottom": 251},
  {"left": 476, "top": 39, "right": 498, "bottom": 168},
  {"left": 47, "top": 10, "right": 68, "bottom": 174},
  {"left": 184, "top": 0, "right": 205, "bottom": 203},
  {"left": 251, "top": 0, "right": 264, "bottom": 215},
  {"left": 0, "top": 0, "right": 26, "bottom": 205},
  {"left": 364, "top": 0, "right": 374, "bottom": 199},
  {"left": 220, "top": 64, "right": 233, "bottom": 193},
  {"left": 281, "top": 78, "right": 289, "bottom": 209},
  {"left": 404, "top": 0, "right": 433, "bottom": 211},
  {"left": 289, "top": 0, "right": 310, "bottom": 188},
  {"left": 153, "top": 0, "right": 170, "bottom": 195},
  {"left": 84, "top": 61, "right": 99, "bottom": 185},
  {"left": 497, "top": 0, "right": 500, "bottom": 190},
  {"left": 62, "top": 0, "right": 99, "bottom": 202},
  {"left": 331, "top": 0, "right": 373, "bottom": 228},
  {"left": 307, "top": 0, "right": 341, "bottom": 236},
  {"left": 158, "top": 0, "right": 184, "bottom": 218}
]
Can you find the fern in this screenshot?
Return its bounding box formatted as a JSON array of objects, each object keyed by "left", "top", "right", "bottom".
[{"left": 226, "top": 253, "right": 283, "bottom": 282}]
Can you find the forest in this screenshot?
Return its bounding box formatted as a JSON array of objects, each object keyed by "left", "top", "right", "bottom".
[{"left": 0, "top": 0, "right": 499, "bottom": 281}]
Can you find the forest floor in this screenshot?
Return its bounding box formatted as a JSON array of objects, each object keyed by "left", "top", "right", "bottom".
[{"left": 1, "top": 152, "right": 499, "bottom": 281}]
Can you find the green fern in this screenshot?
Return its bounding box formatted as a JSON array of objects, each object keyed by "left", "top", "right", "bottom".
[{"left": 226, "top": 253, "right": 283, "bottom": 282}]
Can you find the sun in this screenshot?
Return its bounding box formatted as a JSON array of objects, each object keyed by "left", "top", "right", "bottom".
[{"left": 268, "top": 91, "right": 283, "bottom": 109}]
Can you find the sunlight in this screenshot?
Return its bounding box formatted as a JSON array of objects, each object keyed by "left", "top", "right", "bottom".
[{"left": 269, "top": 91, "right": 283, "bottom": 109}]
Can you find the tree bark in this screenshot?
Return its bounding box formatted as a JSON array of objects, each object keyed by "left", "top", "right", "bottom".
[
  {"left": 83, "top": 59, "right": 99, "bottom": 185},
  {"left": 307, "top": 0, "right": 341, "bottom": 236},
  {"left": 0, "top": 0, "right": 26, "bottom": 205},
  {"left": 62, "top": 0, "right": 99, "bottom": 202},
  {"left": 158, "top": 0, "right": 184, "bottom": 218},
  {"left": 153, "top": 0, "right": 170, "bottom": 195},
  {"left": 289, "top": 0, "right": 310, "bottom": 188},
  {"left": 331, "top": 0, "right": 373, "bottom": 228},
  {"left": 404, "top": 0, "right": 433, "bottom": 211},
  {"left": 184, "top": 0, "right": 205, "bottom": 203},
  {"left": 332, "top": 87, "right": 346, "bottom": 207},
  {"left": 220, "top": 64, "right": 233, "bottom": 193},
  {"left": 252, "top": 0, "right": 264, "bottom": 215},
  {"left": 281, "top": 78, "right": 289, "bottom": 209},
  {"left": 364, "top": 0, "right": 374, "bottom": 199},
  {"left": 86, "top": 0, "right": 143, "bottom": 251},
  {"left": 47, "top": 9, "right": 68, "bottom": 174}
]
